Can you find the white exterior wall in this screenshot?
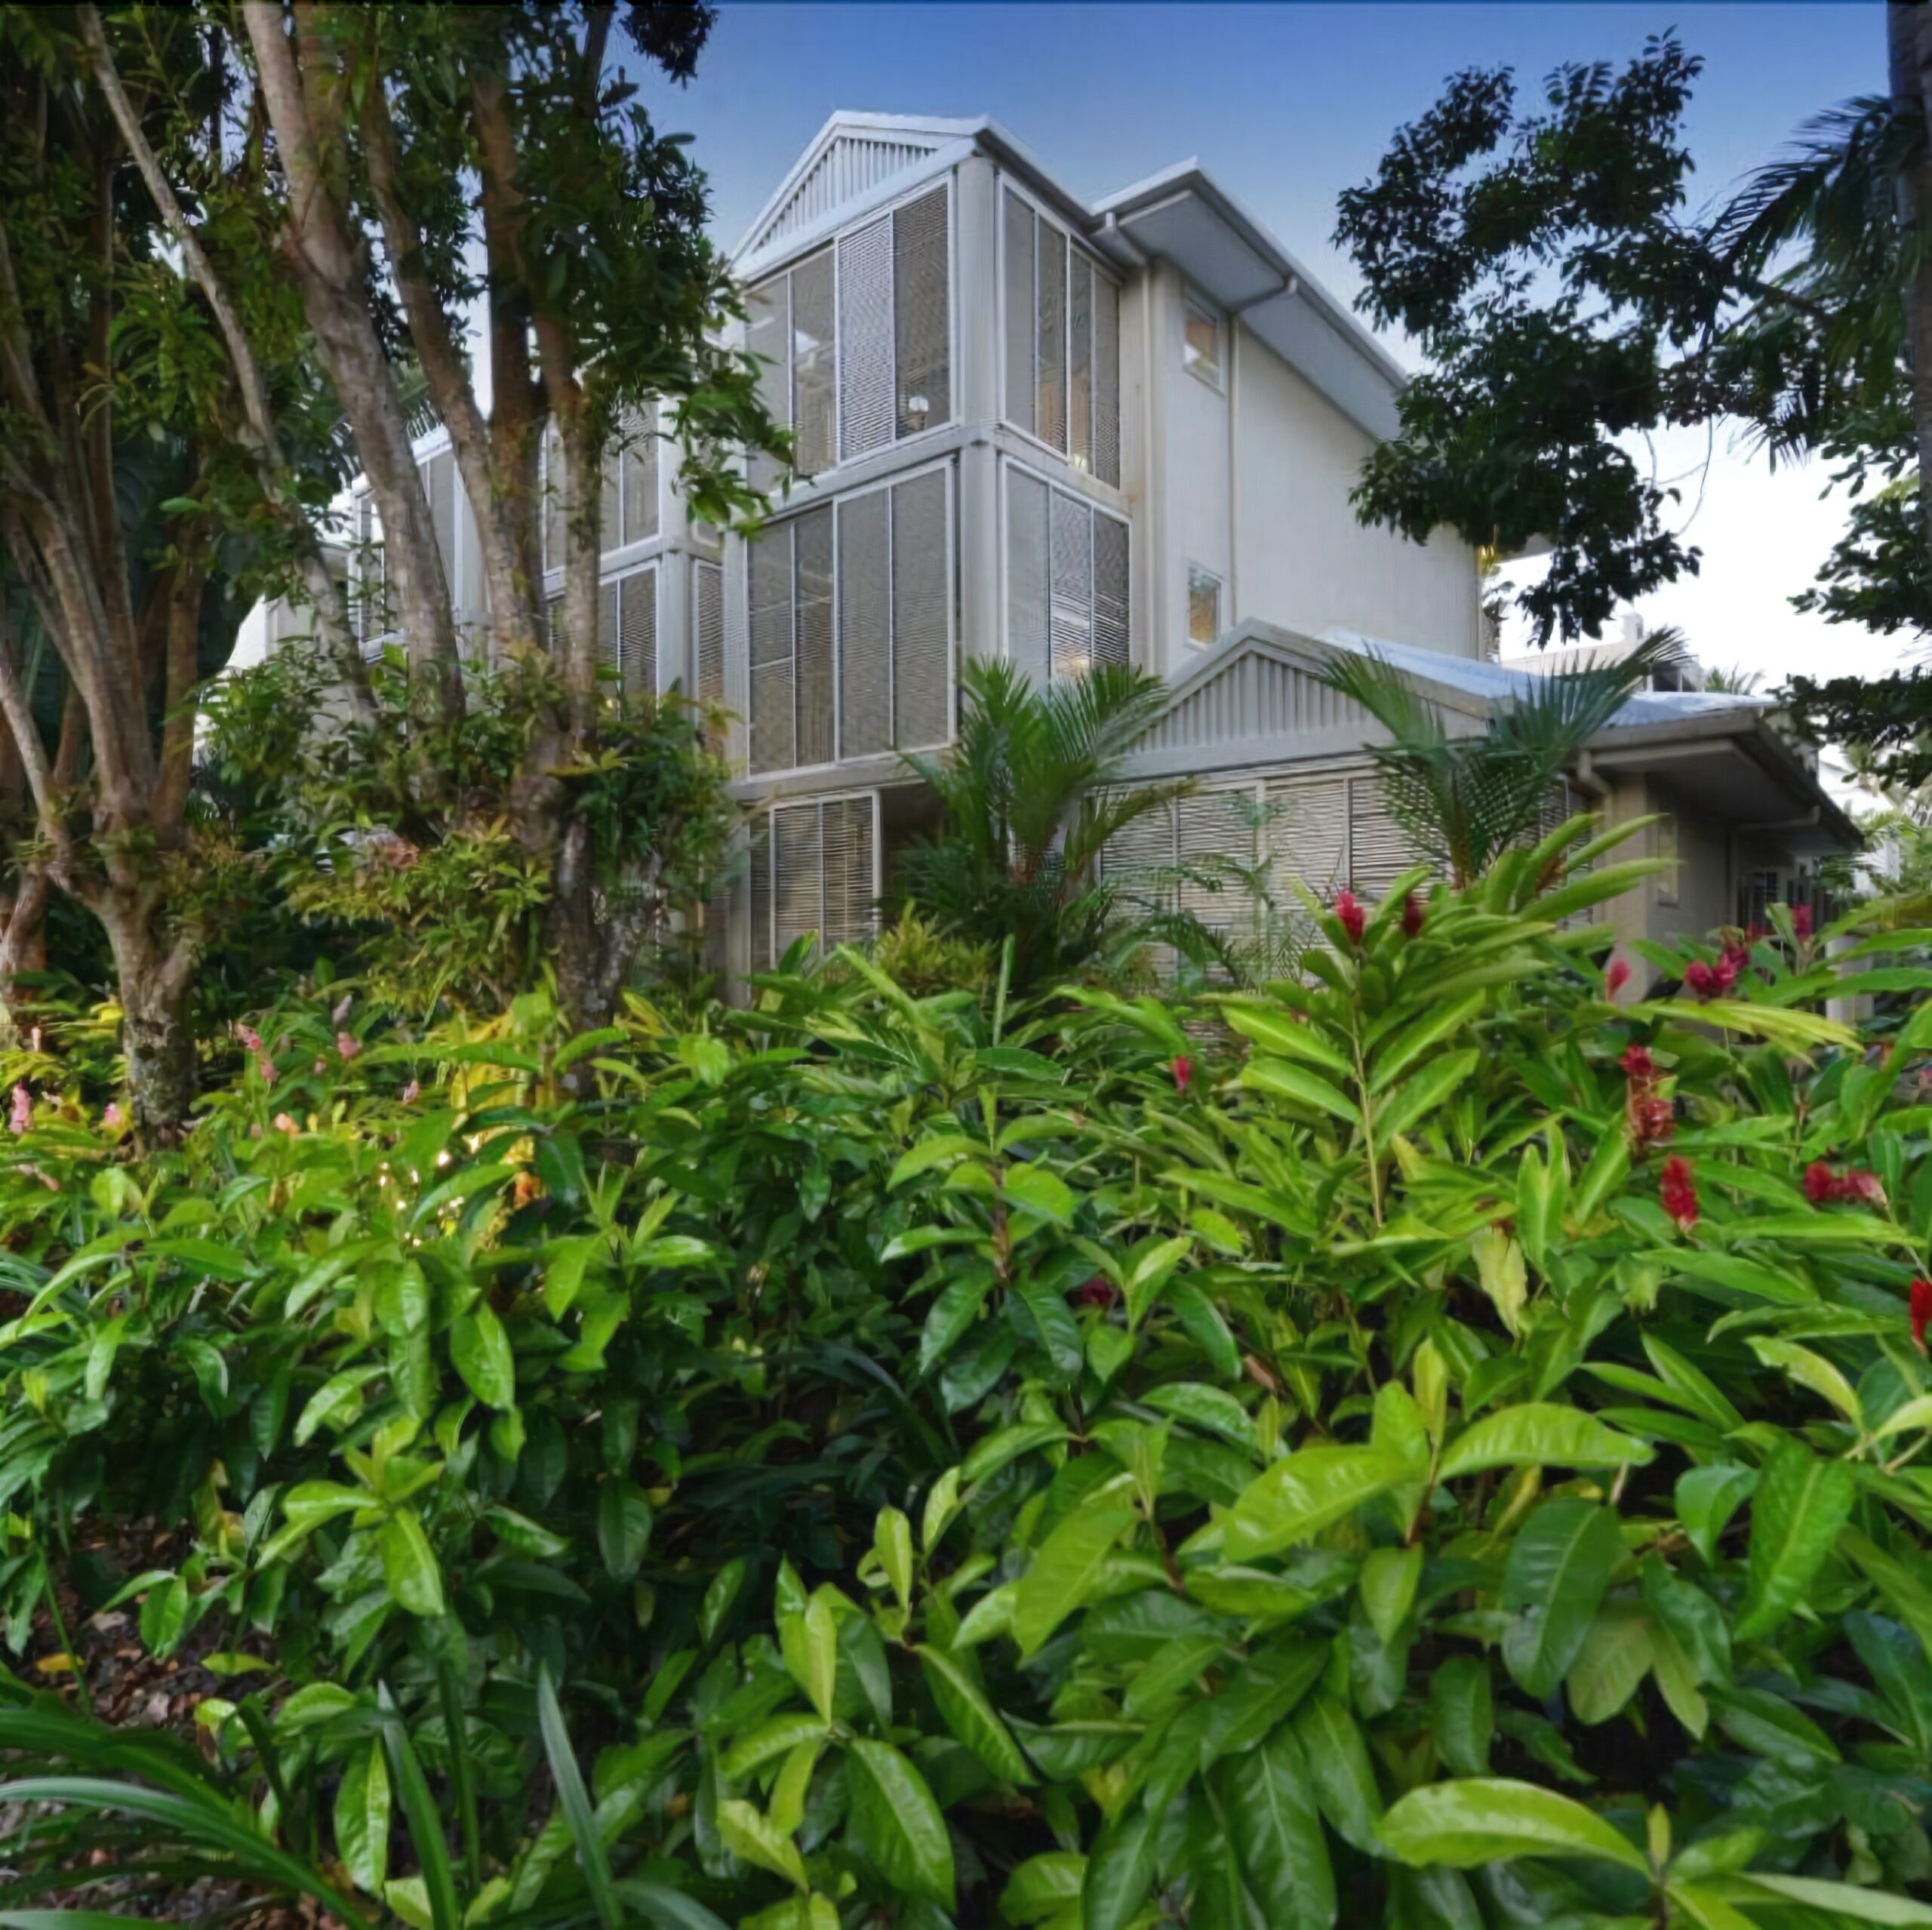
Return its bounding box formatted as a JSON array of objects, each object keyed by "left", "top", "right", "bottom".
[{"left": 1228, "top": 313, "right": 1478, "bottom": 664}]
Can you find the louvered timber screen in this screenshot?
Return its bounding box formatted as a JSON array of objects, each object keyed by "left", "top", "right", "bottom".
[
  {"left": 693, "top": 559, "right": 724, "bottom": 710},
  {"left": 1001, "top": 186, "right": 1121, "bottom": 486},
  {"left": 794, "top": 508, "right": 835, "bottom": 769},
  {"left": 792, "top": 251, "right": 837, "bottom": 478},
  {"left": 616, "top": 566, "right": 656, "bottom": 696},
  {"left": 1348, "top": 774, "right": 1419, "bottom": 897},
  {"left": 894, "top": 186, "right": 950, "bottom": 438},
  {"left": 621, "top": 402, "right": 659, "bottom": 546},
  {"left": 764, "top": 794, "right": 878, "bottom": 961},
  {"left": 838, "top": 214, "right": 896, "bottom": 462},
  {"left": 838, "top": 489, "right": 892, "bottom": 759},
  {"left": 1004, "top": 460, "right": 1129, "bottom": 682},
  {"left": 891, "top": 469, "right": 950, "bottom": 751}
]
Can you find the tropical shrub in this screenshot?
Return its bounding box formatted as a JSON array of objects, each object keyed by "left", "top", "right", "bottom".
[{"left": 0, "top": 854, "right": 1930, "bottom": 1925}]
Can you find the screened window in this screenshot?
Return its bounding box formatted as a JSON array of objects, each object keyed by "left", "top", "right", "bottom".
[
  {"left": 1001, "top": 187, "right": 1120, "bottom": 485},
  {"left": 748, "top": 794, "right": 878, "bottom": 970},
  {"left": 746, "top": 182, "right": 951, "bottom": 487},
  {"left": 1186, "top": 565, "right": 1222, "bottom": 648},
  {"left": 1183, "top": 298, "right": 1223, "bottom": 388},
  {"left": 692, "top": 558, "right": 724, "bottom": 710},
  {"left": 745, "top": 469, "right": 952, "bottom": 776},
  {"left": 1004, "top": 462, "right": 1129, "bottom": 683},
  {"left": 601, "top": 402, "right": 659, "bottom": 551},
  {"left": 604, "top": 565, "right": 657, "bottom": 696}
]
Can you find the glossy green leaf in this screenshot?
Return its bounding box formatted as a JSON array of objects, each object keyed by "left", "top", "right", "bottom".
[
  {"left": 1438, "top": 1403, "right": 1653, "bottom": 1479},
  {"left": 1225, "top": 1446, "right": 1411, "bottom": 1561},
  {"left": 1736, "top": 1438, "right": 1855, "bottom": 1642},
  {"left": 1501, "top": 1500, "right": 1623, "bottom": 1700},
  {"left": 846, "top": 1738, "right": 953, "bottom": 1909},
  {"left": 1378, "top": 1778, "right": 1646, "bottom": 1873}
]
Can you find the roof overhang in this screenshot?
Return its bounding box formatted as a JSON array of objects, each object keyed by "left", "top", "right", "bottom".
[{"left": 1090, "top": 164, "right": 1404, "bottom": 440}]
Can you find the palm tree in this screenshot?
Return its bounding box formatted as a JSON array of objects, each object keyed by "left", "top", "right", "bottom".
[
  {"left": 1316, "top": 635, "right": 1681, "bottom": 888},
  {"left": 896, "top": 660, "right": 1193, "bottom": 993},
  {"left": 1700, "top": 662, "right": 1765, "bottom": 694}
]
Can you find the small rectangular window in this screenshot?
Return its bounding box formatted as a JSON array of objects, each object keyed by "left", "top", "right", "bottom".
[
  {"left": 1186, "top": 564, "right": 1222, "bottom": 648},
  {"left": 1183, "top": 298, "right": 1223, "bottom": 389}
]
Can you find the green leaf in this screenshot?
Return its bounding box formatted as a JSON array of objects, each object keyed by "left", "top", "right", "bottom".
[
  {"left": 1291, "top": 1689, "right": 1384, "bottom": 1855},
  {"left": 846, "top": 1738, "right": 954, "bottom": 1909},
  {"left": 377, "top": 1691, "right": 460, "bottom": 1930},
  {"left": 1081, "top": 1805, "right": 1158, "bottom": 1930},
  {"left": 1429, "top": 1657, "right": 1492, "bottom": 1777},
  {"left": 1737, "top": 1874, "right": 1932, "bottom": 1924},
  {"left": 334, "top": 1739, "right": 392, "bottom": 1897},
  {"left": 537, "top": 1667, "right": 620, "bottom": 1929},
  {"left": 1241, "top": 1054, "right": 1358, "bottom": 1124},
  {"left": 1219, "top": 1725, "right": 1336, "bottom": 1929},
  {"left": 1736, "top": 1438, "right": 1855, "bottom": 1642},
  {"left": 917, "top": 1273, "right": 992, "bottom": 1376},
  {"left": 1225, "top": 1446, "right": 1411, "bottom": 1561},
  {"left": 1501, "top": 1500, "right": 1623, "bottom": 1700},
  {"left": 716, "top": 1799, "right": 807, "bottom": 1890},
  {"left": 916, "top": 1645, "right": 1032, "bottom": 1784},
  {"left": 1566, "top": 1604, "right": 1656, "bottom": 1725},
  {"left": 1378, "top": 1778, "right": 1647, "bottom": 1873},
  {"left": 1675, "top": 1464, "right": 1757, "bottom": 1567},
  {"left": 1438, "top": 1403, "right": 1653, "bottom": 1479},
  {"left": 1000, "top": 1852, "right": 1085, "bottom": 1925},
  {"left": 874, "top": 1507, "right": 913, "bottom": 1610},
  {"left": 1011, "top": 1509, "right": 1134, "bottom": 1655},
  {"left": 698, "top": 1557, "right": 746, "bottom": 1647},
  {"left": 596, "top": 1482, "right": 654, "bottom": 1583},
  {"left": 888, "top": 1134, "right": 980, "bottom": 1189},
  {"left": 1004, "top": 1163, "right": 1075, "bottom": 1225},
  {"left": 1358, "top": 1545, "right": 1422, "bottom": 1648},
  {"left": 377, "top": 1510, "right": 445, "bottom": 1618},
  {"left": 449, "top": 1307, "right": 515, "bottom": 1410},
  {"left": 1375, "top": 1048, "right": 1481, "bottom": 1141}
]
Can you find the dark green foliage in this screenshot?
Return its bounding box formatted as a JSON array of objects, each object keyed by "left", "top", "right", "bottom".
[{"left": 0, "top": 872, "right": 1927, "bottom": 1922}]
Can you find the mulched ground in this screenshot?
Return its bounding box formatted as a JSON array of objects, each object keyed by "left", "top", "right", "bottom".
[{"left": 1, "top": 1525, "right": 340, "bottom": 1926}]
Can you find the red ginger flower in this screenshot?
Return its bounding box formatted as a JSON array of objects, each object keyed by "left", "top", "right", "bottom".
[
  {"left": 1171, "top": 1055, "right": 1193, "bottom": 1094},
  {"left": 1807, "top": 1160, "right": 1885, "bottom": 1206},
  {"left": 1635, "top": 1095, "right": 1675, "bottom": 1147},
  {"left": 1913, "top": 1279, "right": 1932, "bottom": 1353},
  {"left": 1682, "top": 960, "right": 1720, "bottom": 1001},
  {"left": 1660, "top": 1155, "right": 1699, "bottom": 1230},
  {"left": 1072, "top": 1276, "right": 1118, "bottom": 1310},
  {"left": 1792, "top": 903, "right": 1814, "bottom": 939},
  {"left": 1334, "top": 891, "right": 1366, "bottom": 945},
  {"left": 1804, "top": 1161, "right": 1836, "bottom": 1205},
  {"left": 1620, "top": 1045, "right": 1656, "bottom": 1080},
  {"left": 1606, "top": 956, "right": 1631, "bottom": 997},
  {"left": 1401, "top": 892, "right": 1426, "bottom": 938}
]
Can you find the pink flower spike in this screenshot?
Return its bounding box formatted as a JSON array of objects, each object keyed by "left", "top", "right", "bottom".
[
  {"left": 400, "top": 1080, "right": 420, "bottom": 1104},
  {"left": 331, "top": 994, "right": 353, "bottom": 1026},
  {"left": 1334, "top": 890, "right": 1366, "bottom": 945},
  {"left": 272, "top": 1113, "right": 299, "bottom": 1137},
  {"left": 1606, "top": 957, "right": 1630, "bottom": 997},
  {"left": 9, "top": 1085, "right": 32, "bottom": 1137},
  {"left": 1171, "top": 1055, "right": 1193, "bottom": 1094},
  {"left": 336, "top": 1033, "right": 361, "bottom": 1062},
  {"left": 102, "top": 1102, "right": 124, "bottom": 1130}
]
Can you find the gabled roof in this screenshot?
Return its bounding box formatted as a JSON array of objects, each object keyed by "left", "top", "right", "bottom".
[
  {"left": 1115, "top": 621, "right": 1857, "bottom": 851},
  {"left": 731, "top": 112, "right": 1411, "bottom": 439},
  {"left": 734, "top": 113, "right": 982, "bottom": 262}
]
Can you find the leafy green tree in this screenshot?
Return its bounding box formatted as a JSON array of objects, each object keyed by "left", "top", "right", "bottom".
[
  {"left": 1335, "top": 26, "right": 1932, "bottom": 781},
  {"left": 897, "top": 660, "right": 1193, "bottom": 993},
  {"left": 0, "top": 8, "right": 344, "bottom": 1128},
  {"left": 1318, "top": 636, "right": 1677, "bottom": 885},
  {"left": 86, "top": 2, "right": 785, "bottom": 1033}
]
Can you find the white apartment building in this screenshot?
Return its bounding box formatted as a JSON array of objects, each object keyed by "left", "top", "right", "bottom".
[{"left": 295, "top": 112, "right": 1856, "bottom": 977}]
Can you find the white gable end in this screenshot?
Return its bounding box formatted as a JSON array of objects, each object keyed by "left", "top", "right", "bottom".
[{"left": 735, "top": 115, "right": 982, "bottom": 263}]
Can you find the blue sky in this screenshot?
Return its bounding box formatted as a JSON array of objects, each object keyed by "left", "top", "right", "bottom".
[{"left": 651, "top": 5, "right": 1902, "bottom": 685}]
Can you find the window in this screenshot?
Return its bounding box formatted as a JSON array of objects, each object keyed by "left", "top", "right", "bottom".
[
  {"left": 1186, "top": 564, "right": 1222, "bottom": 648},
  {"left": 745, "top": 467, "right": 953, "bottom": 776},
  {"left": 547, "top": 407, "right": 659, "bottom": 570},
  {"left": 692, "top": 558, "right": 724, "bottom": 710},
  {"left": 1003, "top": 461, "right": 1129, "bottom": 683},
  {"left": 605, "top": 565, "right": 657, "bottom": 695},
  {"left": 748, "top": 794, "right": 878, "bottom": 969},
  {"left": 1183, "top": 297, "right": 1223, "bottom": 388},
  {"left": 746, "top": 183, "right": 951, "bottom": 488},
  {"left": 1001, "top": 186, "right": 1120, "bottom": 485}
]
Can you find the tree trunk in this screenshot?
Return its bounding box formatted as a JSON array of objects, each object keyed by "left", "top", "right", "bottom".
[
  {"left": 97, "top": 905, "right": 196, "bottom": 1135},
  {"left": 1890, "top": 3, "right": 1932, "bottom": 557},
  {"left": 0, "top": 869, "right": 50, "bottom": 993}
]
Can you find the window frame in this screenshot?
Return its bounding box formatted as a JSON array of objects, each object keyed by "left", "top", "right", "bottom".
[
  {"left": 744, "top": 175, "right": 958, "bottom": 487},
  {"left": 755, "top": 788, "right": 883, "bottom": 967},
  {"left": 997, "top": 452, "right": 1133, "bottom": 679},
  {"left": 996, "top": 174, "right": 1124, "bottom": 485},
  {"left": 1186, "top": 561, "right": 1223, "bottom": 649},
  {"left": 743, "top": 457, "right": 958, "bottom": 780},
  {"left": 1182, "top": 294, "right": 1224, "bottom": 392}
]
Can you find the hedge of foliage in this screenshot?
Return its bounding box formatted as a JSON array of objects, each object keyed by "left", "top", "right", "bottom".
[{"left": 2, "top": 854, "right": 1931, "bottom": 1928}]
